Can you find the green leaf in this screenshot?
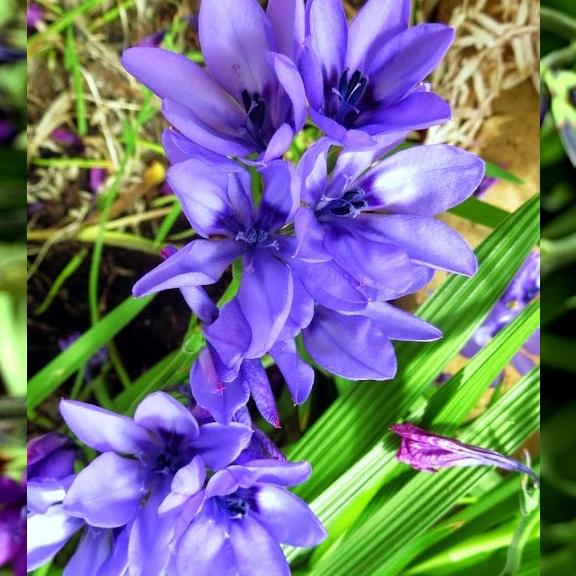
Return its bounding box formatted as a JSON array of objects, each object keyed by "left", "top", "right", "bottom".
[
  {"left": 448, "top": 197, "right": 510, "bottom": 228},
  {"left": 27, "top": 295, "right": 154, "bottom": 413},
  {"left": 309, "top": 368, "right": 539, "bottom": 575}
]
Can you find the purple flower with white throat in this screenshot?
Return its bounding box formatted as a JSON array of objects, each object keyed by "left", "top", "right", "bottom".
[
  {"left": 27, "top": 433, "right": 132, "bottom": 576},
  {"left": 133, "top": 159, "right": 301, "bottom": 365},
  {"left": 391, "top": 423, "right": 539, "bottom": 483},
  {"left": 295, "top": 140, "right": 483, "bottom": 300},
  {"left": 170, "top": 460, "right": 326, "bottom": 576},
  {"left": 122, "top": 0, "right": 306, "bottom": 162},
  {"left": 300, "top": 0, "right": 453, "bottom": 148},
  {"left": 461, "top": 251, "right": 540, "bottom": 377},
  {"left": 59, "top": 392, "right": 252, "bottom": 575}
]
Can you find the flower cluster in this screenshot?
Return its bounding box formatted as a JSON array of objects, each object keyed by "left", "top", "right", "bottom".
[
  {"left": 122, "top": 0, "right": 484, "bottom": 427},
  {"left": 29, "top": 0, "right": 487, "bottom": 573},
  {"left": 27, "top": 394, "right": 325, "bottom": 575}
]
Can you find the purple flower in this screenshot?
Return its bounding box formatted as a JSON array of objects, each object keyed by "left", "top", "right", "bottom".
[
  {"left": 168, "top": 460, "right": 326, "bottom": 576},
  {"left": 27, "top": 2, "right": 44, "bottom": 30},
  {"left": 0, "top": 477, "right": 25, "bottom": 576},
  {"left": 122, "top": 0, "right": 307, "bottom": 162},
  {"left": 391, "top": 423, "right": 539, "bottom": 483},
  {"left": 133, "top": 160, "right": 301, "bottom": 364},
  {"left": 59, "top": 392, "right": 251, "bottom": 575},
  {"left": 27, "top": 434, "right": 133, "bottom": 575},
  {"left": 461, "top": 251, "right": 540, "bottom": 377},
  {"left": 300, "top": 0, "right": 453, "bottom": 148},
  {"left": 27, "top": 434, "right": 84, "bottom": 571},
  {"left": 295, "top": 140, "right": 483, "bottom": 300}
]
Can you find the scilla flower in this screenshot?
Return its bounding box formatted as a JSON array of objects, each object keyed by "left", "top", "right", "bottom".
[
  {"left": 300, "top": 0, "right": 453, "bottom": 148},
  {"left": 168, "top": 460, "right": 326, "bottom": 576},
  {"left": 59, "top": 392, "right": 252, "bottom": 575},
  {"left": 122, "top": 0, "right": 306, "bottom": 162}
]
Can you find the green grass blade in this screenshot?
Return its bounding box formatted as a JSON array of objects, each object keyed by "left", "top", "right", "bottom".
[{"left": 27, "top": 295, "right": 154, "bottom": 413}]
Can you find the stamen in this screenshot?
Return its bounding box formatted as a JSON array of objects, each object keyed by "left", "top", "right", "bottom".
[
  {"left": 241, "top": 89, "right": 266, "bottom": 130},
  {"left": 317, "top": 187, "right": 367, "bottom": 219},
  {"left": 334, "top": 69, "right": 368, "bottom": 125},
  {"left": 220, "top": 493, "right": 249, "bottom": 518}
]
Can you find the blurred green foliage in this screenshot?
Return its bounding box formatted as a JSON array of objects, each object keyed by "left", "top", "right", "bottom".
[{"left": 541, "top": 1, "right": 576, "bottom": 573}]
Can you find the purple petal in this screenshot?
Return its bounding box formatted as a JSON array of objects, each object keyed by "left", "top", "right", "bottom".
[
  {"left": 162, "top": 129, "right": 241, "bottom": 169},
  {"left": 27, "top": 507, "right": 84, "bottom": 571},
  {"left": 159, "top": 458, "right": 205, "bottom": 515},
  {"left": 237, "top": 251, "right": 293, "bottom": 358},
  {"left": 205, "top": 299, "right": 252, "bottom": 370},
  {"left": 361, "top": 144, "right": 485, "bottom": 215},
  {"left": 229, "top": 514, "right": 290, "bottom": 576},
  {"left": 133, "top": 239, "right": 245, "bottom": 296},
  {"left": 290, "top": 258, "right": 367, "bottom": 311},
  {"left": 64, "top": 529, "right": 114, "bottom": 576},
  {"left": 512, "top": 351, "right": 535, "bottom": 376},
  {"left": 303, "top": 306, "right": 397, "bottom": 380},
  {"left": 190, "top": 348, "right": 251, "bottom": 426},
  {"left": 60, "top": 400, "right": 151, "bottom": 455},
  {"left": 128, "top": 480, "right": 175, "bottom": 576},
  {"left": 63, "top": 453, "right": 148, "bottom": 528},
  {"left": 93, "top": 526, "right": 130, "bottom": 576},
  {"left": 262, "top": 123, "right": 294, "bottom": 163},
  {"left": 360, "top": 91, "right": 451, "bottom": 133},
  {"left": 167, "top": 160, "right": 243, "bottom": 238},
  {"left": 356, "top": 301, "right": 442, "bottom": 342},
  {"left": 297, "top": 138, "right": 330, "bottom": 205},
  {"left": 134, "top": 391, "right": 199, "bottom": 442},
  {"left": 122, "top": 47, "right": 245, "bottom": 128},
  {"left": 199, "top": 0, "right": 274, "bottom": 99},
  {"left": 193, "top": 423, "right": 253, "bottom": 470},
  {"left": 277, "top": 276, "right": 315, "bottom": 340},
  {"left": 271, "top": 52, "right": 307, "bottom": 131},
  {"left": 257, "top": 161, "right": 300, "bottom": 231},
  {"left": 243, "top": 360, "right": 280, "bottom": 428},
  {"left": 355, "top": 214, "right": 478, "bottom": 276},
  {"left": 324, "top": 225, "right": 416, "bottom": 294},
  {"left": 369, "top": 24, "right": 455, "bottom": 104},
  {"left": 310, "top": 107, "right": 377, "bottom": 149},
  {"left": 299, "top": 41, "right": 325, "bottom": 110},
  {"left": 180, "top": 286, "right": 219, "bottom": 324},
  {"left": 305, "top": 0, "right": 347, "bottom": 87},
  {"left": 293, "top": 207, "right": 330, "bottom": 262},
  {"left": 255, "top": 485, "right": 326, "bottom": 547},
  {"left": 523, "top": 330, "right": 540, "bottom": 356},
  {"left": 176, "top": 509, "right": 237, "bottom": 576},
  {"left": 162, "top": 99, "right": 254, "bottom": 157},
  {"left": 267, "top": 0, "right": 305, "bottom": 59},
  {"left": 346, "top": 0, "right": 410, "bottom": 73},
  {"left": 270, "top": 339, "right": 314, "bottom": 404}
]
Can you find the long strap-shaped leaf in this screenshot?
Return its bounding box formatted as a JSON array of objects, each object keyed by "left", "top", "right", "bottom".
[
  {"left": 289, "top": 195, "right": 539, "bottom": 501},
  {"left": 309, "top": 367, "right": 540, "bottom": 575},
  {"left": 287, "top": 300, "right": 539, "bottom": 564}
]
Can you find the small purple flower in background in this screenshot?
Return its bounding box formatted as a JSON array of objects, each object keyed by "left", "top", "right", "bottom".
[
  {"left": 50, "top": 127, "right": 82, "bottom": 149},
  {"left": 89, "top": 168, "right": 108, "bottom": 195},
  {"left": 473, "top": 173, "right": 499, "bottom": 199},
  {"left": 300, "top": 0, "right": 453, "bottom": 148},
  {"left": 0, "top": 118, "right": 16, "bottom": 144},
  {"left": 122, "top": 0, "right": 307, "bottom": 162},
  {"left": 391, "top": 423, "right": 539, "bottom": 484},
  {"left": 461, "top": 251, "right": 540, "bottom": 377},
  {"left": 58, "top": 332, "right": 108, "bottom": 381},
  {"left": 170, "top": 460, "right": 326, "bottom": 576},
  {"left": 0, "top": 476, "right": 25, "bottom": 576},
  {"left": 27, "top": 2, "right": 44, "bottom": 31},
  {"left": 27, "top": 434, "right": 131, "bottom": 575},
  {"left": 59, "top": 392, "right": 252, "bottom": 575}
]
